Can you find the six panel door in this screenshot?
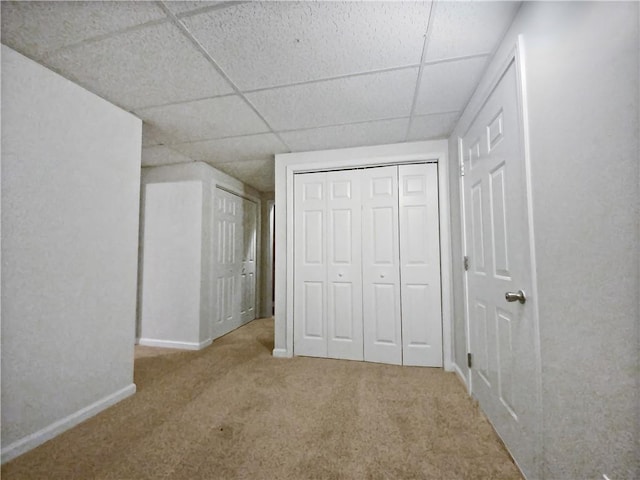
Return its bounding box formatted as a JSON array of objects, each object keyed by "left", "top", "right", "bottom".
[
  {"left": 294, "top": 164, "right": 442, "bottom": 366},
  {"left": 462, "top": 59, "right": 541, "bottom": 478}
]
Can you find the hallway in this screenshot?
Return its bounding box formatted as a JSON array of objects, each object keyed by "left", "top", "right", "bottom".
[{"left": 2, "top": 318, "right": 521, "bottom": 480}]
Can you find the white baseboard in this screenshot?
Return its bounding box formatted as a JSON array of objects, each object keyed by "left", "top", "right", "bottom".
[
  {"left": 272, "top": 348, "right": 290, "bottom": 358},
  {"left": 1, "top": 383, "right": 136, "bottom": 464},
  {"left": 138, "top": 337, "right": 211, "bottom": 350},
  {"left": 453, "top": 362, "right": 469, "bottom": 391}
]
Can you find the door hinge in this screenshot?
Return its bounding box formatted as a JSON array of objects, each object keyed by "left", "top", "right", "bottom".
[
  {"left": 464, "top": 256, "right": 469, "bottom": 271},
  {"left": 467, "top": 353, "right": 473, "bottom": 369}
]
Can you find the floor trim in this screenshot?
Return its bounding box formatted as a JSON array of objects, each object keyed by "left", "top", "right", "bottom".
[
  {"left": 1, "top": 383, "right": 136, "bottom": 464},
  {"left": 138, "top": 338, "right": 212, "bottom": 350}
]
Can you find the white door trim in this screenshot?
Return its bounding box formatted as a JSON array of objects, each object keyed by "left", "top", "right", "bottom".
[
  {"left": 274, "top": 140, "right": 454, "bottom": 371},
  {"left": 457, "top": 36, "right": 542, "bottom": 477}
]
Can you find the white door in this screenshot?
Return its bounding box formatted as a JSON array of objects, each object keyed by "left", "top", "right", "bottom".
[
  {"left": 326, "top": 170, "right": 363, "bottom": 360},
  {"left": 462, "top": 59, "right": 541, "bottom": 478},
  {"left": 213, "top": 188, "right": 240, "bottom": 338},
  {"left": 399, "top": 164, "right": 442, "bottom": 367},
  {"left": 240, "top": 198, "right": 257, "bottom": 324},
  {"left": 293, "top": 171, "right": 363, "bottom": 360},
  {"left": 361, "top": 166, "right": 402, "bottom": 365},
  {"left": 293, "top": 172, "right": 327, "bottom": 357}
]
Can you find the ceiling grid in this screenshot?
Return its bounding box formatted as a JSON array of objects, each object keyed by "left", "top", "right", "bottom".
[{"left": 1, "top": 0, "right": 521, "bottom": 192}]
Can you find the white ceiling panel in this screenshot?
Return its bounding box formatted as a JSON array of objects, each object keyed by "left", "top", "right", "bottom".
[
  {"left": 414, "top": 57, "right": 487, "bottom": 115},
  {"left": 182, "top": 1, "right": 431, "bottom": 90},
  {"left": 172, "top": 133, "right": 288, "bottom": 163},
  {"left": 136, "top": 95, "right": 269, "bottom": 143},
  {"left": 142, "top": 146, "right": 194, "bottom": 167},
  {"left": 425, "top": 1, "right": 520, "bottom": 62},
  {"left": 407, "top": 112, "right": 460, "bottom": 141},
  {"left": 281, "top": 118, "right": 410, "bottom": 153},
  {"left": 43, "top": 22, "right": 234, "bottom": 110},
  {"left": 0, "top": 1, "right": 166, "bottom": 60},
  {"left": 247, "top": 68, "right": 418, "bottom": 131},
  {"left": 212, "top": 159, "right": 275, "bottom": 193},
  {"left": 142, "top": 122, "right": 170, "bottom": 148}
]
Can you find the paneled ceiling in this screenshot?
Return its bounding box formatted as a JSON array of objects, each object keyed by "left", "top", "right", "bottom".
[{"left": 1, "top": 1, "right": 520, "bottom": 192}]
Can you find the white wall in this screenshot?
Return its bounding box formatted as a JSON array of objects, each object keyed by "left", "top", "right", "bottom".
[
  {"left": 1, "top": 46, "right": 141, "bottom": 461},
  {"left": 139, "top": 162, "right": 263, "bottom": 348},
  {"left": 139, "top": 181, "right": 203, "bottom": 347},
  {"left": 449, "top": 3, "right": 639, "bottom": 478}
]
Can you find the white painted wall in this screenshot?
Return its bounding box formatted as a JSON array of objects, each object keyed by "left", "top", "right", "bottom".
[
  {"left": 1, "top": 46, "right": 141, "bottom": 461},
  {"left": 139, "top": 181, "right": 203, "bottom": 348},
  {"left": 139, "top": 162, "right": 263, "bottom": 348},
  {"left": 449, "top": 3, "right": 639, "bottom": 478},
  {"left": 273, "top": 140, "right": 454, "bottom": 369}
]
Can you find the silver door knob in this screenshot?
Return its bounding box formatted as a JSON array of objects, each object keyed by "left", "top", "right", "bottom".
[
  {"left": 338, "top": 273, "right": 343, "bottom": 277},
  {"left": 505, "top": 290, "right": 526, "bottom": 304}
]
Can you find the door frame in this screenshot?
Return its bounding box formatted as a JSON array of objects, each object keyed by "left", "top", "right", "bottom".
[
  {"left": 457, "top": 36, "right": 543, "bottom": 476},
  {"left": 274, "top": 140, "right": 455, "bottom": 372}
]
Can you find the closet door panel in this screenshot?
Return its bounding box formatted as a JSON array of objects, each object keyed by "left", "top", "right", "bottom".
[
  {"left": 361, "top": 166, "right": 402, "bottom": 365},
  {"left": 240, "top": 198, "right": 257, "bottom": 324},
  {"left": 294, "top": 173, "right": 328, "bottom": 357},
  {"left": 326, "top": 171, "right": 363, "bottom": 360},
  {"left": 399, "top": 163, "right": 442, "bottom": 366}
]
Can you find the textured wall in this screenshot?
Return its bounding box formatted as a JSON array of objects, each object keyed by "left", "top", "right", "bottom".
[
  {"left": 449, "top": 2, "right": 639, "bottom": 478},
  {"left": 1, "top": 46, "right": 141, "bottom": 449}
]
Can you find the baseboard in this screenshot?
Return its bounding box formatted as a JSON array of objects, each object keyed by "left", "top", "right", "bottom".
[
  {"left": 272, "top": 348, "right": 290, "bottom": 358},
  {"left": 138, "top": 337, "right": 211, "bottom": 350},
  {"left": 453, "top": 362, "right": 469, "bottom": 391},
  {"left": 1, "top": 383, "right": 136, "bottom": 464}
]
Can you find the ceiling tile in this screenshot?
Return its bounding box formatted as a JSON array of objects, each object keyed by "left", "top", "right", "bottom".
[
  {"left": 142, "top": 146, "right": 194, "bottom": 167},
  {"left": 142, "top": 122, "right": 169, "bottom": 148},
  {"left": 247, "top": 68, "right": 418, "bottom": 131},
  {"left": 1, "top": 1, "right": 166, "bottom": 60},
  {"left": 137, "top": 96, "right": 269, "bottom": 143},
  {"left": 414, "top": 57, "right": 487, "bottom": 115},
  {"left": 182, "top": 1, "right": 431, "bottom": 90},
  {"left": 407, "top": 112, "right": 460, "bottom": 141},
  {"left": 172, "top": 133, "right": 288, "bottom": 163},
  {"left": 425, "top": 1, "right": 520, "bottom": 62},
  {"left": 43, "top": 22, "right": 234, "bottom": 110},
  {"left": 212, "top": 159, "right": 275, "bottom": 193},
  {"left": 280, "top": 118, "right": 410, "bottom": 153}
]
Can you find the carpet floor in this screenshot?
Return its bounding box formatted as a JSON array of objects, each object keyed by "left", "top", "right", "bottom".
[{"left": 2, "top": 318, "right": 522, "bottom": 479}]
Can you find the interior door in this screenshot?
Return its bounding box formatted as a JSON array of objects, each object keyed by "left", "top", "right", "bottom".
[
  {"left": 361, "top": 166, "right": 402, "bottom": 365},
  {"left": 462, "top": 59, "right": 541, "bottom": 478},
  {"left": 326, "top": 170, "right": 363, "bottom": 360},
  {"left": 214, "top": 188, "right": 241, "bottom": 338},
  {"left": 293, "top": 172, "right": 327, "bottom": 357},
  {"left": 399, "top": 163, "right": 442, "bottom": 367},
  {"left": 240, "top": 198, "right": 257, "bottom": 324}
]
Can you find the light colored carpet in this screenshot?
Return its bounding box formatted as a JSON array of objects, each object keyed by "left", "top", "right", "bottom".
[{"left": 2, "top": 318, "right": 522, "bottom": 479}]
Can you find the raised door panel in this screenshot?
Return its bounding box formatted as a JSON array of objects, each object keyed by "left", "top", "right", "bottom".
[
  {"left": 361, "top": 166, "right": 402, "bottom": 365},
  {"left": 326, "top": 170, "right": 363, "bottom": 360},
  {"left": 294, "top": 172, "right": 327, "bottom": 357},
  {"left": 399, "top": 163, "right": 442, "bottom": 367}
]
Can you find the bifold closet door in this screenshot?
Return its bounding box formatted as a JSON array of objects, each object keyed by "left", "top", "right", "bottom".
[
  {"left": 361, "top": 166, "right": 403, "bottom": 365},
  {"left": 399, "top": 164, "right": 442, "bottom": 367},
  {"left": 214, "top": 188, "right": 241, "bottom": 338},
  {"left": 293, "top": 171, "right": 363, "bottom": 360}
]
